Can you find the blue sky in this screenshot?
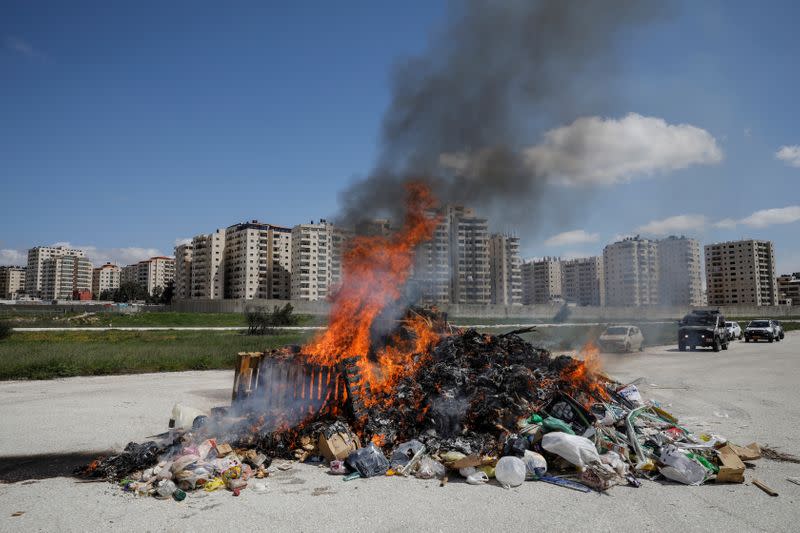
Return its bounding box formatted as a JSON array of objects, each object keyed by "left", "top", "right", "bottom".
[{"left": 1, "top": 1, "right": 799, "bottom": 273}]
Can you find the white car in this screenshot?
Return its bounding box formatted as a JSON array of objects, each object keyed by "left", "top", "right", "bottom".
[
  {"left": 725, "top": 321, "right": 742, "bottom": 340},
  {"left": 598, "top": 325, "right": 645, "bottom": 353}
]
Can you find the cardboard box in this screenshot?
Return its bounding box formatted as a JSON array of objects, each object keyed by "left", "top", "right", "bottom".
[
  {"left": 728, "top": 442, "right": 761, "bottom": 461},
  {"left": 318, "top": 431, "right": 360, "bottom": 461},
  {"left": 716, "top": 445, "right": 746, "bottom": 483}
]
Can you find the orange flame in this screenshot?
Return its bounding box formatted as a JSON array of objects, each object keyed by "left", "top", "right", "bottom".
[
  {"left": 560, "top": 341, "right": 611, "bottom": 404},
  {"left": 303, "top": 182, "right": 441, "bottom": 403}
]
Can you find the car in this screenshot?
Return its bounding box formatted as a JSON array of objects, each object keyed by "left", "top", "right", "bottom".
[
  {"left": 678, "top": 309, "right": 729, "bottom": 352},
  {"left": 725, "top": 321, "right": 742, "bottom": 340},
  {"left": 772, "top": 320, "right": 785, "bottom": 340},
  {"left": 744, "top": 320, "right": 778, "bottom": 343},
  {"left": 598, "top": 325, "right": 645, "bottom": 353}
]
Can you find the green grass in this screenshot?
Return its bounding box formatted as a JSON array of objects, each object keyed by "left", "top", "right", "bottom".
[{"left": 0, "top": 330, "right": 311, "bottom": 380}]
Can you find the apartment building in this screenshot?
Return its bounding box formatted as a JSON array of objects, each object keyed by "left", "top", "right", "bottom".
[
  {"left": 174, "top": 243, "right": 193, "bottom": 300},
  {"left": 354, "top": 218, "right": 392, "bottom": 237},
  {"left": 705, "top": 239, "right": 776, "bottom": 306},
  {"left": 603, "top": 237, "right": 659, "bottom": 306},
  {"left": 561, "top": 256, "right": 605, "bottom": 307},
  {"left": 190, "top": 230, "right": 226, "bottom": 299},
  {"left": 291, "top": 220, "right": 337, "bottom": 301},
  {"left": 658, "top": 236, "right": 704, "bottom": 307},
  {"left": 41, "top": 255, "right": 93, "bottom": 300},
  {"left": 412, "top": 211, "right": 452, "bottom": 305},
  {"left": 122, "top": 256, "right": 175, "bottom": 296},
  {"left": 0, "top": 266, "right": 26, "bottom": 299},
  {"left": 91, "top": 263, "right": 121, "bottom": 297},
  {"left": 25, "top": 246, "right": 86, "bottom": 298},
  {"left": 221, "top": 222, "right": 293, "bottom": 300},
  {"left": 449, "top": 206, "right": 491, "bottom": 305},
  {"left": 777, "top": 273, "right": 800, "bottom": 306},
  {"left": 521, "top": 258, "right": 562, "bottom": 305},
  {"left": 489, "top": 234, "right": 522, "bottom": 305}
]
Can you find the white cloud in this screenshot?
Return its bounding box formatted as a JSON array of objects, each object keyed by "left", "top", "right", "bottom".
[
  {"left": 713, "top": 218, "right": 737, "bottom": 230},
  {"left": 49, "top": 242, "right": 165, "bottom": 267},
  {"left": 713, "top": 206, "right": 800, "bottom": 230},
  {"left": 544, "top": 229, "right": 599, "bottom": 247},
  {"left": 174, "top": 237, "right": 192, "bottom": 247},
  {"left": 635, "top": 214, "right": 707, "bottom": 236},
  {"left": 524, "top": 113, "right": 723, "bottom": 186},
  {"left": 4, "top": 35, "right": 44, "bottom": 59},
  {"left": 0, "top": 249, "right": 26, "bottom": 266},
  {"left": 739, "top": 206, "right": 800, "bottom": 228},
  {"left": 776, "top": 145, "right": 800, "bottom": 168}
]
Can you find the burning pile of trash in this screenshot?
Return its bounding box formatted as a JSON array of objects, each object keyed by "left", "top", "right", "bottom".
[
  {"left": 77, "top": 325, "right": 765, "bottom": 499},
  {"left": 77, "top": 184, "right": 766, "bottom": 498}
]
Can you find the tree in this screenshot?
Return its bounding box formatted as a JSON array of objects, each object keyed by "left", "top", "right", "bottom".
[
  {"left": 245, "top": 303, "right": 299, "bottom": 335},
  {"left": 159, "top": 281, "right": 175, "bottom": 304}
]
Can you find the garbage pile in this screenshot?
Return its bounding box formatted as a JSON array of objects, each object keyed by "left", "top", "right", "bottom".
[{"left": 78, "top": 328, "right": 766, "bottom": 499}]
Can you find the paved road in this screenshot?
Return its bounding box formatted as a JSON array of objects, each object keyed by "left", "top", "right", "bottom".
[{"left": 0, "top": 334, "right": 798, "bottom": 531}]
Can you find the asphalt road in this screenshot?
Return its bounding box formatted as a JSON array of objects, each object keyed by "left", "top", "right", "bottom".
[{"left": 1, "top": 334, "right": 799, "bottom": 532}]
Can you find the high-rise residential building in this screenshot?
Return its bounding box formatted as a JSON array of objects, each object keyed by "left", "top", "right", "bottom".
[
  {"left": 291, "top": 220, "right": 337, "bottom": 301},
  {"left": 489, "top": 234, "right": 522, "bottom": 305},
  {"left": 41, "top": 255, "right": 93, "bottom": 300},
  {"left": 191, "top": 230, "right": 226, "bottom": 299},
  {"left": 122, "top": 256, "right": 175, "bottom": 296},
  {"left": 0, "top": 266, "right": 26, "bottom": 299},
  {"left": 92, "top": 263, "right": 121, "bottom": 297},
  {"left": 413, "top": 211, "right": 452, "bottom": 305},
  {"left": 25, "top": 246, "right": 86, "bottom": 298},
  {"left": 777, "top": 273, "right": 800, "bottom": 306},
  {"left": 561, "top": 256, "right": 605, "bottom": 307},
  {"left": 657, "top": 236, "right": 704, "bottom": 307},
  {"left": 448, "top": 206, "right": 491, "bottom": 305},
  {"left": 354, "top": 218, "right": 393, "bottom": 237},
  {"left": 521, "top": 258, "right": 562, "bottom": 305},
  {"left": 222, "top": 221, "right": 293, "bottom": 300},
  {"left": 603, "top": 236, "right": 659, "bottom": 306},
  {"left": 705, "top": 239, "right": 776, "bottom": 306},
  {"left": 174, "top": 243, "right": 193, "bottom": 300}
]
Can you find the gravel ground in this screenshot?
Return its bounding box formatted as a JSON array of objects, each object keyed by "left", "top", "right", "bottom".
[{"left": 1, "top": 334, "right": 799, "bottom": 532}]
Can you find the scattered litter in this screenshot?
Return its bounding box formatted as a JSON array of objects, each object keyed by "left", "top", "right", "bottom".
[
  {"left": 761, "top": 446, "right": 800, "bottom": 464},
  {"left": 752, "top": 478, "right": 778, "bottom": 497}
]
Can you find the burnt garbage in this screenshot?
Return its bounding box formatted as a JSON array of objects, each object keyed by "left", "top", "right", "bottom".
[{"left": 78, "top": 323, "right": 770, "bottom": 500}]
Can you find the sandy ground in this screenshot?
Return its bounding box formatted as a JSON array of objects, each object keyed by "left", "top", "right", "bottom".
[{"left": 1, "top": 334, "right": 799, "bottom": 532}]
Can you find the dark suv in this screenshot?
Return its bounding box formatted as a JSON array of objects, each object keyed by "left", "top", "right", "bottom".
[{"left": 678, "top": 310, "right": 729, "bottom": 352}]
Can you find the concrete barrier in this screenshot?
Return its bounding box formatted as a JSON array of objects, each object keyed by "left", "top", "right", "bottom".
[{"left": 170, "top": 299, "right": 799, "bottom": 320}]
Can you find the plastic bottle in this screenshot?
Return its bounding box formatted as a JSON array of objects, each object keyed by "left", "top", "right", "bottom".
[{"left": 495, "top": 456, "right": 526, "bottom": 488}]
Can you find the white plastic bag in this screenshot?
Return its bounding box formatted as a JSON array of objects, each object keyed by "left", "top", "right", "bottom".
[
  {"left": 541, "top": 432, "right": 600, "bottom": 469},
  {"left": 495, "top": 456, "right": 526, "bottom": 488},
  {"left": 617, "top": 385, "right": 643, "bottom": 406},
  {"left": 658, "top": 445, "right": 707, "bottom": 485},
  {"left": 415, "top": 457, "right": 446, "bottom": 479},
  {"left": 522, "top": 450, "right": 547, "bottom": 480},
  {"left": 466, "top": 471, "right": 489, "bottom": 485},
  {"left": 599, "top": 451, "right": 629, "bottom": 477}
]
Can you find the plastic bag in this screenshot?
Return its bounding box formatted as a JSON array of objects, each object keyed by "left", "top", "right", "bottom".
[
  {"left": 346, "top": 443, "right": 390, "bottom": 478},
  {"left": 599, "top": 451, "right": 629, "bottom": 477},
  {"left": 390, "top": 440, "right": 424, "bottom": 467},
  {"left": 415, "top": 457, "right": 446, "bottom": 479},
  {"left": 541, "top": 432, "right": 600, "bottom": 469},
  {"left": 329, "top": 460, "right": 347, "bottom": 475},
  {"left": 459, "top": 466, "right": 477, "bottom": 478},
  {"left": 542, "top": 417, "right": 575, "bottom": 435},
  {"left": 522, "top": 450, "right": 547, "bottom": 480},
  {"left": 617, "top": 385, "right": 643, "bottom": 406},
  {"left": 466, "top": 471, "right": 489, "bottom": 485},
  {"left": 658, "top": 445, "right": 707, "bottom": 486},
  {"left": 495, "top": 456, "right": 526, "bottom": 488}
]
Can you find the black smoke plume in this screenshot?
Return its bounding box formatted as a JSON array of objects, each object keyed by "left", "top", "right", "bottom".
[{"left": 338, "top": 0, "right": 667, "bottom": 226}]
